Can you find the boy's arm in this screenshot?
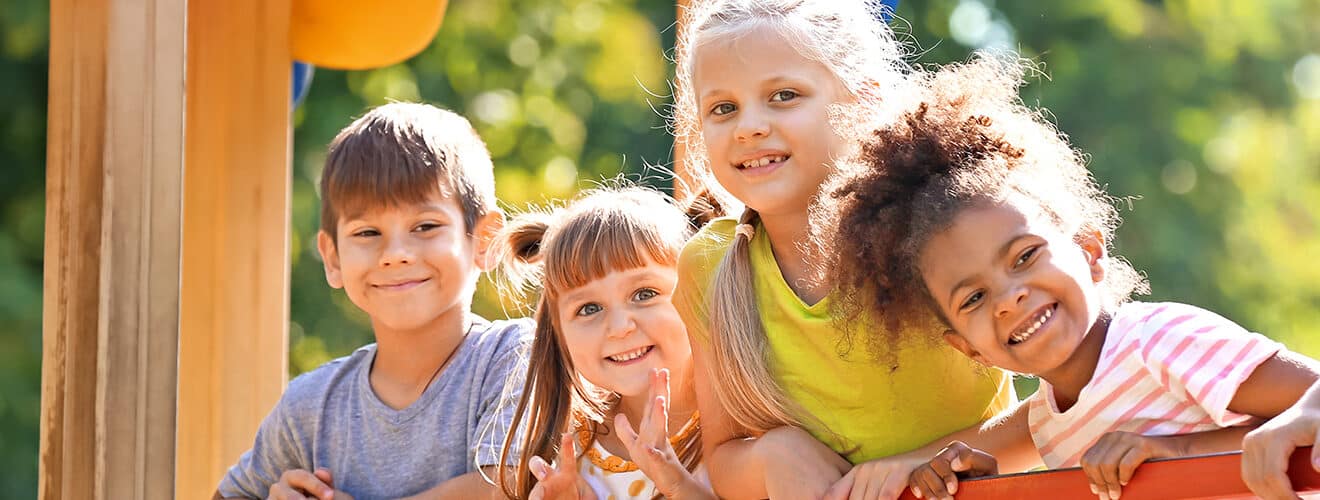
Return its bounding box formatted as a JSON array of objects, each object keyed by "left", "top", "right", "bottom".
[
  {"left": 399, "top": 467, "right": 500, "bottom": 500},
  {"left": 214, "top": 390, "right": 316, "bottom": 499}
]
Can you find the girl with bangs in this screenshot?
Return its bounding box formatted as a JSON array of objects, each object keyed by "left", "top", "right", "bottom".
[{"left": 494, "top": 186, "right": 721, "bottom": 500}]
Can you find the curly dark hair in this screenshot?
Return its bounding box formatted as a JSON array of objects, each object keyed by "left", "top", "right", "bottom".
[{"left": 812, "top": 54, "right": 1148, "bottom": 355}]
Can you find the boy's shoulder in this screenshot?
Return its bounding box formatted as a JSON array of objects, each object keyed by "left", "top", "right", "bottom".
[
  {"left": 278, "top": 345, "right": 376, "bottom": 412},
  {"left": 465, "top": 316, "right": 534, "bottom": 358}
]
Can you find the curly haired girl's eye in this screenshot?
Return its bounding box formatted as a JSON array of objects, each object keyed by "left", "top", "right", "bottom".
[
  {"left": 960, "top": 291, "right": 984, "bottom": 310},
  {"left": 1015, "top": 245, "right": 1040, "bottom": 268}
]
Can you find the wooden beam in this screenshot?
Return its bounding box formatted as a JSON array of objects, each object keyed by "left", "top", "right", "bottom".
[
  {"left": 174, "top": 0, "right": 292, "bottom": 498},
  {"left": 41, "top": 0, "right": 187, "bottom": 498}
]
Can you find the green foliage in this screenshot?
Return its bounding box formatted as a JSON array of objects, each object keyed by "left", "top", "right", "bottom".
[{"left": 2, "top": 0, "right": 1318, "bottom": 495}]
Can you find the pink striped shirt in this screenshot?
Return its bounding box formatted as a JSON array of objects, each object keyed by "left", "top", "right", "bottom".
[{"left": 1027, "top": 302, "right": 1282, "bottom": 468}]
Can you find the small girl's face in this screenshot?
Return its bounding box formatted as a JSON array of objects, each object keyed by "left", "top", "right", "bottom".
[
  {"left": 692, "top": 25, "right": 849, "bottom": 218},
  {"left": 917, "top": 200, "right": 1107, "bottom": 379},
  {"left": 555, "top": 260, "right": 691, "bottom": 398}
]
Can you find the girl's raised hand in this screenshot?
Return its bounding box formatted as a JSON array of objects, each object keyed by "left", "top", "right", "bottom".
[
  {"left": 615, "top": 368, "right": 712, "bottom": 500},
  {"left": 529, "top": 433, "right": 598, "bottom": 500},
  {"left": 756, "top": 425, "right": 853, "bottom": 499}
]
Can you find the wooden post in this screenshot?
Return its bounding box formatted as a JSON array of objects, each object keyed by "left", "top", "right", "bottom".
[
  {"left": 174, "top": 0, "right": 293, "bottom": 498},
  {"left": 41, "top": 0, "right": 187, "bottom": 498}
]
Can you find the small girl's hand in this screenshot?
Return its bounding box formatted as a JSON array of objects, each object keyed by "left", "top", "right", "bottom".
[
  {"left": 1079, "top": 431, "right": 1179, "bottom": 500},
  {"left": 615, "top": 368, "right": 712, "bottom": 500},
  {"left": 905, "top": 441, "right": 999, "bottom": 500},
  {"left": 529, "top": 433, "right": 598, "bottom": 500}
]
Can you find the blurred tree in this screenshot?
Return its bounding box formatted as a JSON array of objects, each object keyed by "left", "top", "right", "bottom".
[{"left": 3, "top": 0, "right": 1318, "bottom": 495}]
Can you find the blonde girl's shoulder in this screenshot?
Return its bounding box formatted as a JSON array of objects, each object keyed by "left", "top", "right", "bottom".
[{"left": 678, "top": 216, "right": 740, "bottom": 275}]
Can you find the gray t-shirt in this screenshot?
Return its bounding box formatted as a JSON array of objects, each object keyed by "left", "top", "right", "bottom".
[{"left": 217, "top": 317, "right": 532, "bottom": 500}]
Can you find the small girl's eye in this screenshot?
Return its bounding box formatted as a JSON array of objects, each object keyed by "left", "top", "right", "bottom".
[
  {"left": 1015, "top": 246, "right": 1040, "bottom": 267},
  {"left": 711, "top": 102, "right": 736, "bottom": 116},
  {"left": 770, "top": 89, "right": 799, "bottom": 102},
  {"left": 576, "top": 303, "right": 602, "bottom": 317},
  {"left": 960, "top": 291, "right": 984, "bottom": 311},
  {"left": 633, "top": 288, "right": 659, "bottom": 301}
]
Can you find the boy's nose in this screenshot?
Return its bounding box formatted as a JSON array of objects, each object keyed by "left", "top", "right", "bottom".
[{"left": 378, "top": 236, "right": 415, "bottom": 267}]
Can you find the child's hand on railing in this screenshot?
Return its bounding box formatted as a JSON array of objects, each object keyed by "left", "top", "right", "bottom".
[
  {"left": 906, "top": 441, "right": 999, "bottom": 500},
  {"left": 1243, "top": 383, "right": 1320, "bottom": 500},
  {"left": 1079, "top": 431, "right": 1182, "bottom": 500},
  {"left": 528, "top": 433, "right": 598, "bottom": 500},
  {"left": 615, "top": 368, "right": 712, "bottom": 500}
]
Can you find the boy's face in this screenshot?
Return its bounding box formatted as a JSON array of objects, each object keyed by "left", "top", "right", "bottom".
[
  {"left": 918, "top": 201, "right": 1106, "bottom": 380},
  {"left": 317, "top": 189, "right": 498, "bottom": 336},
  {"left": 693, "top": 25, "right": 850, "bottom": 219},
  {"left": 554, "top": 261, "right": 691, "bottom": 399}
]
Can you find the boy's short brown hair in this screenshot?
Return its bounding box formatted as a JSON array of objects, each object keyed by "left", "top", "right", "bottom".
[{"left": 319, "top": 102, "right": 497, "bottom": 242}]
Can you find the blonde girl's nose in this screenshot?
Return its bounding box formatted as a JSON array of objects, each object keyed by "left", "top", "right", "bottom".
[{"left": 734, "top": 107, "right": 770, "bottom": 141}]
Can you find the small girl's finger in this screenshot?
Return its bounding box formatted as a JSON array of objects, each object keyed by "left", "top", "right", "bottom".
[
  {"left": 562, "top": 432, "right": 579, "bottom": 469},
  {"left": 530, "top": 456, "right": 551, "bottom": 480},
  {"left": 645, "top": 395, "right": 670, "bottom": 447},
  {"left": 615, "top": 412, "right": 640, "bottom": 447}
]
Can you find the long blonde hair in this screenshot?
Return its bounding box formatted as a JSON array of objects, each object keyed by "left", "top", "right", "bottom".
[
  {"left": 494, "top": 186, "right": 720, "bottom": 499},
  {"left": 670, "top": 0, "right": 910, "bottom": 436}
]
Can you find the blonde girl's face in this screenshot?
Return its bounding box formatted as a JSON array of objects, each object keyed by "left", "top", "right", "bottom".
[
  {"left": 693, "top": 25, "right": 850, "bottom": 218},
  {"left": 918, "top": 200, "right": 1108, "bottom": 381},
  {"left": 555, "top": 261, "right": 691, "bottom": 398}
]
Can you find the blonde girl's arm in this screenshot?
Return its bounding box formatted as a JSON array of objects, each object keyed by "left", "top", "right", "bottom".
[{"left": 690, "top": 342, "right": 851, "bottom": 499}]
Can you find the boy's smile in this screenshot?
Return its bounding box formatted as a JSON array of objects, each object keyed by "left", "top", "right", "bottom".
[
  {"left": 555, "top": 262, "right": 691, "bottom": 398},
  {"left": 918, "top": 200, "right": 1108, "bottom": 384},
  {"left": 317, "top": 189, "right": 492, "bottom": 338}
]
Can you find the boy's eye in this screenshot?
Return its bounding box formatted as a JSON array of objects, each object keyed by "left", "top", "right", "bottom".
[
  {"left": 770, "top": 89, "right": 799, "bottom": 102},
  {"left": 959, "top": 290, "right": 984, "bottom": 311},
  {"left": 711, "top": 102, "right": 736, "bottom": 116},
  {"left": 633, "top": 288, "right": 659, "bottom": 301},
  {"left": 576, "top": 303, "right": 602, "bottom": 317},
  {"left": 414, "top": 222, "right": 442, "bottom": 232},
  {"left": 352, "top": 229, "right": 380, "bottom": 238},
  {"left": 1014, "top": 246, "right": 1040, "bottom": 268}
]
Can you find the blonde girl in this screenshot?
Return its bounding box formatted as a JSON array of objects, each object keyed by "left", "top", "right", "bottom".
[
  {"left": 670, "top": 1, "right": 1019, "bottom": 498},
  {"left": 495, "top": 186, "right": 720, "bottom": 500}
]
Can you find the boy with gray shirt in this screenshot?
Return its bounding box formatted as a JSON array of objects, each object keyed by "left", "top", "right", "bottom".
[{"left": 215, "top": 103, "right": 531, "bottom": 500}]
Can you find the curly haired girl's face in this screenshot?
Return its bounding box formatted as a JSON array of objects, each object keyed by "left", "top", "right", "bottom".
[
  {"left": 555, "top": 261, "right": 691, "bottom": 398},
  {"left": 693, "top": 25, "right": 849, "bottom": 218},
  {"left": 918, "top": 200, "right": 1108, "bottom": 380}
]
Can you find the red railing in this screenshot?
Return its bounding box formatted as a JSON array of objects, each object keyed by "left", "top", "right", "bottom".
[{"left": 897, "top": 447, "right": 1320, "bottom": 499}]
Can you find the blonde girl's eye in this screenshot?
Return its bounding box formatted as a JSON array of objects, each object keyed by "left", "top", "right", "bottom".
[
  {"left": 711, "top": 102, "right": 736, "bottom": 116},
  {"left": 632, "top": 288, "right": 659, "bottom": 302},
  {"left": 576, "top": 302, "right": 602, "bottom": 317},
  {"left": 770, "top": 89, "right": 799, "bottom": 102}
]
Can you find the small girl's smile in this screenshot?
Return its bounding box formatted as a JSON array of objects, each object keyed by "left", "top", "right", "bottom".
[{"left": 605, "top": 345, "right": 655, "bottom": 364}]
